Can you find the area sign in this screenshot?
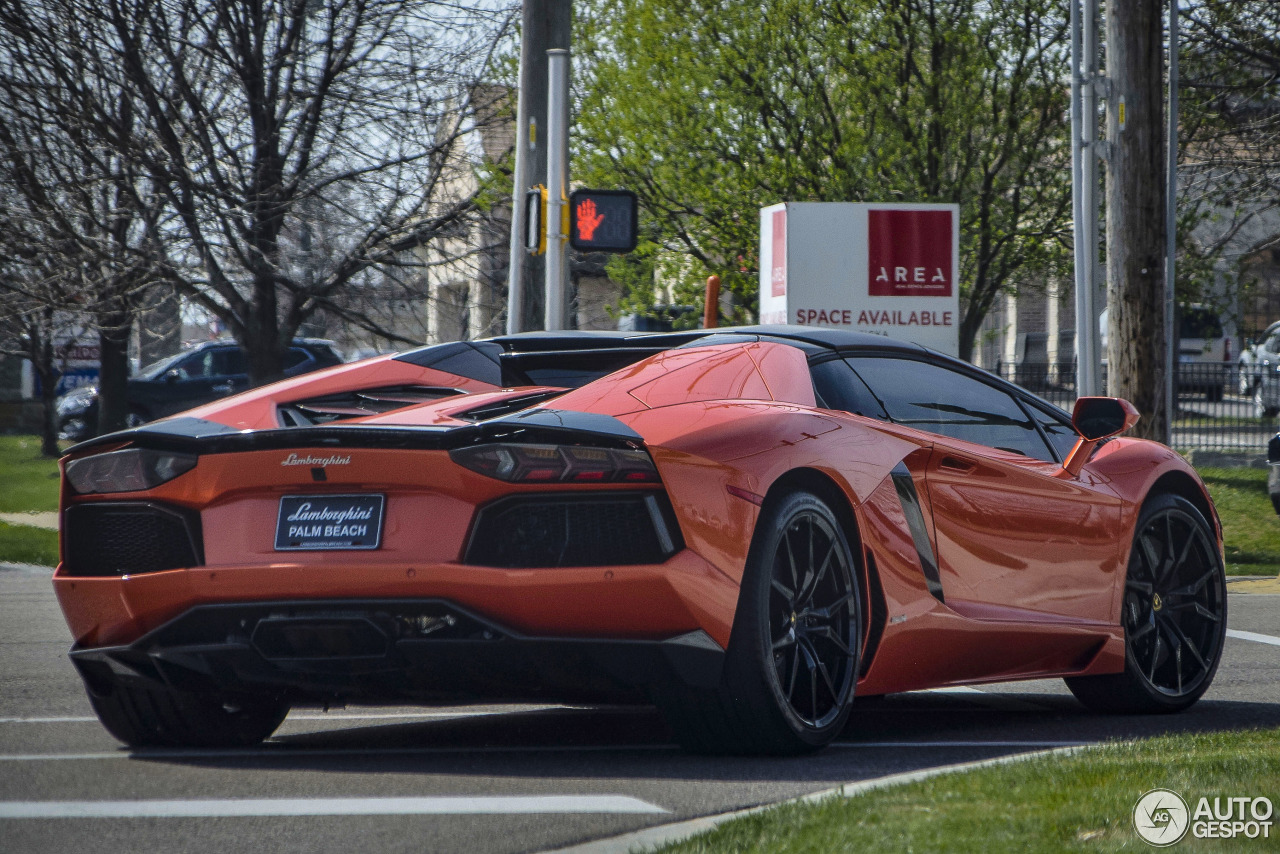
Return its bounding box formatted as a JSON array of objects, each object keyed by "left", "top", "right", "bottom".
[{"left": 758, "top": 202, "right": 960, "bottom": 356}]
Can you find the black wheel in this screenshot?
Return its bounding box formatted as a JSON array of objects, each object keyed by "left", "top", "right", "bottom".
[
  {"left": 85, "top": 677, "right": 288, "bottom": 748},
  {"left": 659, "top": 490, "right": 861, "bottom": 754},
  {"left": 1253, "top": 386, "right": 1279, "bottom": 419},
  {"left": 1066, "top": 493, "right": 1226, "bottom": 713}
]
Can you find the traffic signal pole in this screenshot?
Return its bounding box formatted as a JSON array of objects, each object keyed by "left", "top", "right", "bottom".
[
  {"left": 506, "top": 0, "right": 571, "bottom": 334},
  {"left": 544, "top": 48, "right": 570, "bottom": 331}
]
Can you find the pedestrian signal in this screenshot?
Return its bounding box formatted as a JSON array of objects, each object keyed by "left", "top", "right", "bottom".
[{"left": 569, "top": 189, "right": 638, "bottom": 252}]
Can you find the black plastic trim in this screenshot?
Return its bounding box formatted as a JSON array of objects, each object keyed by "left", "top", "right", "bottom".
[{"left": 890, "top": 462, "right": 944, "bottom": 603}]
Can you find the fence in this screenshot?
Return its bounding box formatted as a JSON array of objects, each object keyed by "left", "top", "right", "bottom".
[{"left": 993, "top": 361, "right": 1275, "bottom": 455}]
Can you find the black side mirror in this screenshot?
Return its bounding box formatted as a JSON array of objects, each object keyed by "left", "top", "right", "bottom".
[
  {"left": 1072, "top": 397, "right": 1140, "bottom": 441},
  {"left": 165, "top": 369, "right": 182, "bottom": 384}
]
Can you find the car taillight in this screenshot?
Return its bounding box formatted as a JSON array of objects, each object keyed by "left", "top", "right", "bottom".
[
  {"left": 65, "top": 448, "right": 197, "bottom": 494},
  {"left": 450, "top": 443, "right": 661, "bottom": 484}
]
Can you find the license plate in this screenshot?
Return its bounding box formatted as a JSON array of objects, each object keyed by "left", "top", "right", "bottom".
[{"left": 275, "top": 494, "right": 385, "bottom": 550}]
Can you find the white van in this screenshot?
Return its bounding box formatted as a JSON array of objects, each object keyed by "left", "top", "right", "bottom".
[{"left": 1099, "top": 304, "right": 1230, "bottom": 401}]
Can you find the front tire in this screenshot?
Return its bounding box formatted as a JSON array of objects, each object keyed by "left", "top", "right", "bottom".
[
  {"left": 1066, "top": 493, "right": 1226, "bottom": 713},
  {"left": 660, "top": 490, "right": 861, "bottom": 754},
  {"left": 85, "top": 677, "right": 288, "bottom": 748}
]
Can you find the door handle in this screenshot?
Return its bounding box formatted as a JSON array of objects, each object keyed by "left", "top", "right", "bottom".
[
  {"left": 939, "top": 455, "right": 977, "bottom": 474},
  {"left": 212, "top": 382, "right": 234, "bottom": 394}
]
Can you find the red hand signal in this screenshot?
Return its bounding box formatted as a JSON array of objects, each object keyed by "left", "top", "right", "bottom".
[{"left": 577, "top": 199, "right": 605, "bottom": 241}]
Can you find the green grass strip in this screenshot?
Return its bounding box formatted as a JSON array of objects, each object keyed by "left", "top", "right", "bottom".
[
  {"left": 655, "top": 728, "right": 1280, "bottom": 853},
  {"left": 0, "top": 521, "right": 58, "bottom": 567},
  {"left": 0, "top": 435, "right": 60, "bottom": 513}
]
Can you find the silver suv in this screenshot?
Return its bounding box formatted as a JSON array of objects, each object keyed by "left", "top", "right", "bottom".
[{"left": 1241, "top": 320, "right": 1280, "bottom": 417}]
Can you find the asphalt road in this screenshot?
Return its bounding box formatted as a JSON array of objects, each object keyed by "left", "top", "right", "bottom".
[{"left": 2, "top": 566, "right": 1277, "bottom": 854}]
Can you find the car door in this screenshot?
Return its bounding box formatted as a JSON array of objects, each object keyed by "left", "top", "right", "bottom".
[
  {"left": 136, "top": 350, "right": 223, "bottom": 417},
  {"left": 845, "top": 354, "right": 1125, "bottom": 624}
]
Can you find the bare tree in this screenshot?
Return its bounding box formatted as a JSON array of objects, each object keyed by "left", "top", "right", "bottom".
[{"left": 1, "top": 0, "right": 515, "bottom": 390}]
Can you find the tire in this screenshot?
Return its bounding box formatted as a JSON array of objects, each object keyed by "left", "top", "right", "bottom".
[
  {"left": 1254, "top": 386, "right": 1279, "bottom": 419},
  {"left": 659, "top": 490, "right": 861, "bottom": 754},
  {"left": 1066, "top": 493, "right": 1226, "bottom": 714},
  {"left": 85, "top": 677, "right": 289, "bottom": 748},
  {"left": 1238, "top": 365, "right": 1257, "bottom": 396}
]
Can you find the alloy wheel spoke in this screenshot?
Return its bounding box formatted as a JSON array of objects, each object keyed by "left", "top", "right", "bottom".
[
  {"left": 1126, "top": 579, "right": 1154, "bottom": 596},
  {"left": 786, "top": 644, "right": 800, "bottom": 699},
  {"left": 1137, "top": 531, "right": 1162, "bottom": 581},
  {"left": 772, "top": 628, "right": 797, "bottom": 652},
  {"left": 1167, "top": 568, "right": 1216, "bottom": 600},
  {"left": 1163, "top": 617, "right": 1209, "bottom": 674},
  {"left": 771, "top": 577, "right": 796, "bottom": 603},
  {"left": 806, "top": 591, "right": 855, "bottom": 622},
  {"left": 1129, "top": 614, "right": 1157, "bottom": 640},
  {"left": 799, "top": 542, "right": 838, "bottom": 609},
  {"left": 812, "top": 624, "right": 854, "bottom": 658},
  {"left": 1148, "top": 631, "right": 1163, "bottom": 683}
]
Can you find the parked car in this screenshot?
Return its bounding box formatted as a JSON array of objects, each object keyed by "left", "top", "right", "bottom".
[
  {"left": 1100, "top": 304, "right": 1232, "bottom": 401},
  {"left": 55, "top": 338, "right": 343, "bottom": 441},
  {"left": 55, "top": 327, "right": 1227, "bottom": 754},
  {"left": 1239, "top": 320, "right": 1280, "bottom": 415}
]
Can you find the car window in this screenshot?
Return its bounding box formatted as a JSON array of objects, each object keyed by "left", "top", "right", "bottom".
[
  {"left": 210, "top": 349, "right": 247, "bottom": 376},
  {"left": 284, "top": 349, "right": 311, "bottom": 370},
  {"left": 1023, "top": 399, "right": 1079, "bottom": 463},
  {"left": 1266, "top": 332, "right": 1280, "bottom": 354},
  {"left": 180, "top": 353, "right": 214, "bottom": 379},
  {"left": 1180, "top": 308, "right": 1223, "bottom": 340},
  {"left": 846, "top": 356, "right": 1055, "bottom": 461},
  {"left": 809, "top": 358, "right": 888, "bottom": 420}
]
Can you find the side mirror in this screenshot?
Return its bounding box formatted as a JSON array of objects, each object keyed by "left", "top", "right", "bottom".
[
  {"left": 1063, "top": 397, "right": 1140, "bottom": 476},
  {"left": 165, "top": 369, "right": 182, "bottom": 384},
  {"left": 1072, "top": 396, "right": 1140, "bottom": 441}
]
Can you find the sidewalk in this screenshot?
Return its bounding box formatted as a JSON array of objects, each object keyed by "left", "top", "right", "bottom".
[{"left": 0, "top": 511, "right": 57, "bottom": 530}]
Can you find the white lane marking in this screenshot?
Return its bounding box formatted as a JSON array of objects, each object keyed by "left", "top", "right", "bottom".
[
  {"left": 0, "top": 740, "right": 1084, "bottom": 763},
  {"left": 0, "top": 717, "right": 96, "bottom": 724},
  {"left": 0, "top": 795, "right": 668, "bottom": 819},
  {"left": 1226, "top": 628, "right": 1280, "bottom": 647}
]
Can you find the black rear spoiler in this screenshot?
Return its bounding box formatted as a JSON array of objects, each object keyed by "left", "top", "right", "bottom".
[{"left": 65, "top": 408, "right": 644, "bottom": 457}]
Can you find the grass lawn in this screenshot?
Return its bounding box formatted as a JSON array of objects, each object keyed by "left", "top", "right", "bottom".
[
  {"left": 0, "top": 521, "right": 57, "bottom": 567},
  {"left": 0, "top": 435, "right": 60, "bottom": 513},
  {"left": 654, "top": 728, "right": 1280, "bottom": 853},
  {"left": 1197, "top": 466, "right": 1280, "bottom": 575}
]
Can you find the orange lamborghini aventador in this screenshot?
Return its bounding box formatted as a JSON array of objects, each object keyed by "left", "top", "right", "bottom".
[{"left": 53, "top": 327, "right": 1227, "bottom": 754}]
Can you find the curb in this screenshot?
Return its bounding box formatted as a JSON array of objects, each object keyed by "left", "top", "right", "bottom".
[{"left": 542, "top": 746, "right": 1083, "bottom": 854}]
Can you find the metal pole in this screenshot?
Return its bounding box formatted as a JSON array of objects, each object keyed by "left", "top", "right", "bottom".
[
  {"left": 505, "top": 48, "right": 530, "bottom": 336},
  {"left": 1085, "top": 0, "right": 1105, "bottom": 396},
  {"left": 1070, "top": 0, "right": 1088, "bottom": 396},
  {"left": 1165, "top": 0, "right": 1179, "bottom": 445},
  {"left": 544, "top": 48, "right": 569, "bottom": 331},
  {"left": 1072, "top": 0, "right": 1103, "bottom": 399}
]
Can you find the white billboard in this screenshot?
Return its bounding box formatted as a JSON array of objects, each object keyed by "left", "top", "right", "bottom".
[{"left": 758, "top": 202, "right": 961, "bottom": 356}]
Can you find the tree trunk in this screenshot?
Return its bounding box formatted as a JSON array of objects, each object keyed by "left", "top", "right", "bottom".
[
  {"left": 1105, "top": 0, "right": 1168, "bottom": 441},
  {"left": 96, "top": 306, "right": 132, "bottom": 435}
]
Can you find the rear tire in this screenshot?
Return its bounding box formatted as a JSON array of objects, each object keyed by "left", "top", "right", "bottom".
[
  {"left": 85, "top": 678, "right": 288, "bottom": 748},
  {"left": 660, "top": 490, "right": 861, "bottom": 754},
  {"left": 1066, "top": 494, "right": 1226, "bottom": 714}
]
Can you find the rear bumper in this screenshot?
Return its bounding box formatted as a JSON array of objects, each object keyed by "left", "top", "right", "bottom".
[{"left": 69, "top": 598, "right": 725, "bottom": 705}]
